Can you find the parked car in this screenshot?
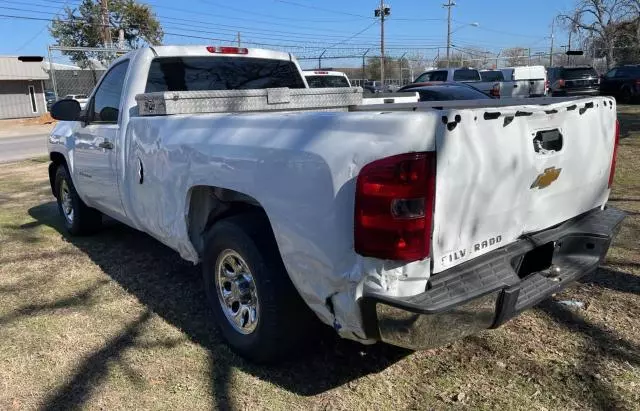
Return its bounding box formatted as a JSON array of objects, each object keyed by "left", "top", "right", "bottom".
[
  {"left": 500, "top": 65, "right": 547, "bottom": 97},
  {"left": 44, "top": 90, "right": 56, "bottom": 111},
  {"left": 63, "top": 94, "right": 89, "bottom": 109},
  {"left": 403, "top": 68, "right": 500, "bottom": 96},
  {"left": 547, "top": 66, "right": 600, "bottom": 97},
  {"left": 401, "top": 82, "right": 493, "bottom": 101},
  {"left": 48, "top": 45, "right": 624, "bottom": 363},
  {"left": 599, "top": 65, "right": 640, "bottom": 103},
  {"left": 362, "top": 80, "right": 396, "bottom": 93},
  {"left": 302, "top": 70, "right": 351, "bottom": 88}
]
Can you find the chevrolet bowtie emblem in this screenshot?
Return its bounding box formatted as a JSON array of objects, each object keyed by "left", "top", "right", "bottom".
[{"left": 531, "top": 167, "right": 562, "bottom": 189}]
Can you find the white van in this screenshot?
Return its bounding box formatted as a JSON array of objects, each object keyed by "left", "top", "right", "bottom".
[{"left": 500, "top": 66, "right": 547, "bottom": 97}]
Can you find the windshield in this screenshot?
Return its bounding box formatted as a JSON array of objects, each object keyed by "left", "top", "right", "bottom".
[
  {"left": 480, "top": 71, "right": 504, "bottom": 82},
  {"left": 414, "top": 71, "right": 447, "bottom": 82},
  {"left": 145, "top": 56, "right": 306, "bottom": 92},
  {"left": 561, "top": 67, "right": 598, "bottom": 79},
  {"left": 305, "top": 75, "right": 350, "bottom": 88}
]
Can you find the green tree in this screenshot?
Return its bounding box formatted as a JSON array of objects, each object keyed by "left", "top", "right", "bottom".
[{"left": 50, "top": 0, "right": 163, "bottom": 67}]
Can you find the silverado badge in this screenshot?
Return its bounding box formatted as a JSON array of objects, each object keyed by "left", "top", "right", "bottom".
[{"left": 531, "top": 167, "right": 562, "bottom": 189}]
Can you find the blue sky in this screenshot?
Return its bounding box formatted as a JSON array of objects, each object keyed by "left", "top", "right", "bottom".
[{"left": 0, "top": 0, "right": 578, "bottom": 66}]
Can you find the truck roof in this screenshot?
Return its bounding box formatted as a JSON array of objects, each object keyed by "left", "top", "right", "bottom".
[{"left": 147, "top": 45, "right": 294, "bottom": 62}]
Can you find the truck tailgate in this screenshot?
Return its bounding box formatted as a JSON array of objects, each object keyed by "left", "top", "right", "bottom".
[{"left": 431, "top": 97, "right": 617, "bottom": 273}]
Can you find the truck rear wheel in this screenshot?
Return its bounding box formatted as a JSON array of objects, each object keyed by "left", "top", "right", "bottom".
[
  {"left": 54, "top": 165, "right": 102, "bottom": 235},
  {"left": 202, "top": 212, "right": 313, "bottom": 363}
]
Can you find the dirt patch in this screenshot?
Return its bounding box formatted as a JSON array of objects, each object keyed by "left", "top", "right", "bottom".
[
  {"left": 0, "top": 113, "right": 56, "bottom": 126},
  {"left": 0, "top": 111, "right": 638, "bottom": 410}
]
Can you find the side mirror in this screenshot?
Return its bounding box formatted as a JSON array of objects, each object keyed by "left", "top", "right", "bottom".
[{"left": 50, "top": 99, "right": 81, "bottom": 121}]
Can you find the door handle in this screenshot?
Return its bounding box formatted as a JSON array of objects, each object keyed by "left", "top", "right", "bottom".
[
  {"left": 98, "top": 140, "right": 114, "bottom": 150},
  {"left": 513, "top": 84, "right": 518, "bottom": 88}
]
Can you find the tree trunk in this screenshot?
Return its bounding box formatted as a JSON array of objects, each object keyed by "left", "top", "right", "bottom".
[{"left": 606, "top": 39, "right": 615, "bottom": 69}]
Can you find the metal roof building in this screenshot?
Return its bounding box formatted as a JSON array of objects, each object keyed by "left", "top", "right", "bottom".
[{"left": 0, "top": 56, "right": 49, "bottom": 119}]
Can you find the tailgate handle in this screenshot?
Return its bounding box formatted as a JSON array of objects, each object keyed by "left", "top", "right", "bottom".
[{"left": 533, "top": 129, "right": 563, "bottom": 153}]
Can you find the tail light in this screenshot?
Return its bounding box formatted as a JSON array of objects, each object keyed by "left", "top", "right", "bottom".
[
  {"left": 608, "top": 119, "right": 620, "bottom": 188},
  {"left": 635, "top": 79, "right": 640, "bottom": 86},
  {"left": 354, "top": 152, "right": 436, "bottom": 261},
  {"left": 206, "top": 46, "right": 248, "bottom": 54},
  {"left": 489, "top": 83, "right": 500, "bottom": 98},
  {"left": 557, "top": 79, "right": 565, "bottom": 88}
]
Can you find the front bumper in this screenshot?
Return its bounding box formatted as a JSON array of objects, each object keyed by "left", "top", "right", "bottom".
[{"left": 360, "top": 207, "right": 626, "bottom": 350}]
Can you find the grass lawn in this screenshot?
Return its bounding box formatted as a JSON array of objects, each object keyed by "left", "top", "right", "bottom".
[{"left": 0, "top": 105, "right": 639, "bottom": 410}]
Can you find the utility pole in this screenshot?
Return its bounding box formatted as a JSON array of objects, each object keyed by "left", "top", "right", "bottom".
[
  {"left": 100, "top": 0, "right": 112, "bottom": 47},
  {"left": 375, "top": 2, "right": 390, "bottom": 85},
  {"left": 362, "top": 48, "right": 370, "bottom": 81},
  {"left": 237, "top": 32, "right": 241, "bottom": 47},
  {"left": 444, "top": 0, "right": 455, "bottom": 68},
  {"left": 549, "top": 18, "right": 555, "bottom": 67}
]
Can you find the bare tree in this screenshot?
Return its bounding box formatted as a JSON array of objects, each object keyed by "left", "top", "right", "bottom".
[
  {"left": 558, "top": 0, "right": 639, "bottom": 68},
  {"left": 406, "top": 52, "right": 430, "bottom": 81},
  {"left": 503, "top": 47, "right": 529, "bottom": 66}
]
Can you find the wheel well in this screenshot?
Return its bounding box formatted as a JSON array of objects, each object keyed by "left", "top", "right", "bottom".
[
  {"left": 49, "top": 152, "right": 67, "bottom": 197},
  {"left": 186, "top": 186, "right": 271, "bottom": 257}
]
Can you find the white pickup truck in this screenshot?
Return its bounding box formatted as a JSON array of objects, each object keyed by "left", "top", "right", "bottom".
[{"left": 47, "top": 45, "right": 624, "bottom": 363}]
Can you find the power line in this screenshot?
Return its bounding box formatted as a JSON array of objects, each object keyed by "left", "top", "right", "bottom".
[
  {"left": 0, "top": 0, "right": 473, "bottom": 44},
  {"left": 196, "top": 0, "right": 353, "bottom": 23},
  {"left": 273, "top": 0, "right": 373, "bottom": 19},
  {"left": 1, "top": 0, "right": 550, "bottom": 45},
  {"left": 14, "top": 2, "right": 69, "bottom": 51},
  {"left": 0, "top": 2, "right": 453, "bottom": 45},
  {"left": 452, "top": 19, "right": 541, "bottom": 39}
]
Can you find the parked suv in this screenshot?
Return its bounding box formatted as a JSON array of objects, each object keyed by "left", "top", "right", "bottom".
[
  {"left": 548, "top": 66, "right": 600, "bottom": 97},
  {"left": 600, "top": 65, "right": 640, "bottom": 103}
]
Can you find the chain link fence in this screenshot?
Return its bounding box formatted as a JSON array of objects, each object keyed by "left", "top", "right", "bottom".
[
  {"left": 43, "top": 44, "right": 635, "bottom": 97},
  {"left": 45, "top": 46, "right": 129, "bottom": 99}
]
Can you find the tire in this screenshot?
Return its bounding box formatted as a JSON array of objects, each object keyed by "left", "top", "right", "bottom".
[
  {"left": 54, "top": 165, "right": 102, "bottom": 235},
  {"left": 620, "top": 87, "right": 633, "bottom": 104},
  {"left": 202, "top": 212, "right": 315, "bottom": 363}
]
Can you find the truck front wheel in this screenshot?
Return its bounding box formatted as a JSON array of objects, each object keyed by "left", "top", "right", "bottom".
[
  {"left": 202, "top": 212, "right": 313, "bottom": 363},
  {"left": 54, "top": 165, "right": 102, "bottom": 235}
]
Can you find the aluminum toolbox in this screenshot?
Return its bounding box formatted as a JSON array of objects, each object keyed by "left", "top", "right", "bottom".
[{"left": 136, "top": 87, "right": 363, "bottom": 116}]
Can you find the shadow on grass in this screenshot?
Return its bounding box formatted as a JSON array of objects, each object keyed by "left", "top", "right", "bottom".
[
  {"left": 538, "top": 298, "right": 640, "bottom": 410},
  {"left": 28, "top": 201, "right": 409, "bottom": 410},
  {"left": 579, "top": 266, "right": 640, "bottom": 295},
  {"left": 0, "top": 280, "right": 107, "bottom": 326}
]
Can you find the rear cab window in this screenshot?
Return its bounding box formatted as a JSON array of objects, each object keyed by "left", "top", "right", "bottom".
[
  {"left": 480, "top": 71, "right": 504, "bottom": 82},
  {"left": 145, "top": 56, "right": 306, "bottom": 92},
  {"left": 305, "top": 75, "right": 350, "bottom": 88},
  {"left": 453, "top": 69, "right": 481, "bottom": 82}
]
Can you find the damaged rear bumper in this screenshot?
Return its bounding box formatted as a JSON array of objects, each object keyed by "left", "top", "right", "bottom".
[{"left": 360, "top": 207, "right": 626, "bottom": 350}]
